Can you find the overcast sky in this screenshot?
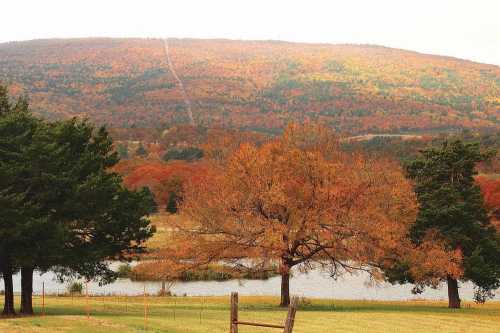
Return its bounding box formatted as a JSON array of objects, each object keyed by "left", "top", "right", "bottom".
[{"left": 1, "top": 0, "right": 499, "bottom": 66}]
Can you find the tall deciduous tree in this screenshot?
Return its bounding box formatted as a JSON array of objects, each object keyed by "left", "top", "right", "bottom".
[
  {"left": 174, "top": 123, "right": 416, "bottom": 306},
  {"left": 389, "top": 140, "right": 500, "bottom": 308}
]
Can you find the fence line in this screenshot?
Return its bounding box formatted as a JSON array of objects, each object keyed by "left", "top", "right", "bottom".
[{"left": 10, "top": 288, "right": 304, "bottom": 333}]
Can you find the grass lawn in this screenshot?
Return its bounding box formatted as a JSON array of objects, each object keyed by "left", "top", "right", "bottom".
[
  {"left": 1, "top": 296, "right": 500, "bottom": 332},
  {"left": 145, "top": 213, "right": 183, "bottom": 250}
]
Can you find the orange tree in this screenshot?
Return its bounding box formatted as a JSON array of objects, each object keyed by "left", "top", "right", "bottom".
[{"left": 172, "top": 123, "right": 416, "bottom": 306}]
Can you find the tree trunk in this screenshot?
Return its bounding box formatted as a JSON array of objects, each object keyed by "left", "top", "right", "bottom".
[
  {"left": 447, "top": 276, "right": 461, "bottom": 309},
  {"left": 2, "top": 265, "right": 15, "bottom": 316},
  {"left": 280, "top": 262, "right": 291, "bottom": 307},
  {"left": 20, "top": 266, "right": 34, "bottom": 315},
  {"left": 160, "top": 280, "right": 166, "bottom": 296}
]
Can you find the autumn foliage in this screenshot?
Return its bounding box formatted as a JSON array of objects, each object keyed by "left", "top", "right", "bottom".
[
  {"left": 1, "top": 38, "right": 498, "bottom": 133},
  {"left": 115, "top": 159, "right": 208, "bottom": 207},
  {"left": 477, "top": 176, "right": 500, "bottom": 228},
  {"left": 162, "top": 123, "right": 418, "bottom": 306}
]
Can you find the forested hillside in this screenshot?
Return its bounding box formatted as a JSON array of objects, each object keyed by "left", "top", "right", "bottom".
[{"left": 0, "top": 38, "right": 498, "bottom": 133}]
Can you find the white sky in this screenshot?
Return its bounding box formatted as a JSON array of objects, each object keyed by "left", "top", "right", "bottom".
[{"left": 1, "top": 0, "right": 499, "bottom": 66}]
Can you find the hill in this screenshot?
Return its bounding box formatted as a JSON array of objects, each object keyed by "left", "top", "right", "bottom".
[{"left": 0, "top": 38, "right": 498, "bottom": 133}]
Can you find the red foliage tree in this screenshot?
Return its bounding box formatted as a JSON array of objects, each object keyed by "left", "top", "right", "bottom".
[{"left": 476, "top": 176, "right": 500, "bottom": 229}]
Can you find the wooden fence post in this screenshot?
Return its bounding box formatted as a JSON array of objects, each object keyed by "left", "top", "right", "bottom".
[
  {"left": 199, "top": 297, "right": 204, "bottom": 324},
  {"left": 42, "top": 282, "right": 45, "bottom": 316},
  {"left": 173, "top": 298, "right": 176, "bottom": 320},
  {"left": 144, "top": 284, "right": 148, "bottom": 332},
  {"left": 283, "top": 297, "right": 298, "bottom": 333},
  {"left": 86, "top": 281, "right": 90, "bottom": 319},
  {"left": 229, "top": 292, "right": 297, "bottom": 333},
  {"left": 230, "top": 292, "right": 238, "bottom": 333}
]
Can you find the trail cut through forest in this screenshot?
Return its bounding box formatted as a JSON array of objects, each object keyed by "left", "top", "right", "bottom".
[{"left": 163, "top": 38, "right": 195, "bottom": 126}]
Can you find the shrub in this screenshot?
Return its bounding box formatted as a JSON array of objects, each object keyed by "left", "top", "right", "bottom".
[
  {"left": 116, "top": 143, "right": 129, "bottom": 159},
  {"left": 136, "top": 144, "right": 148, "bottom": 157},
  {"left": 116, "top": 263, "right": 133, "bottom": 278},
  {"left": 67, "top": 281, "right": 83, "bottom": 295},
  {"left": 130, "top": 263, "right": 279, "bottom": 282}
]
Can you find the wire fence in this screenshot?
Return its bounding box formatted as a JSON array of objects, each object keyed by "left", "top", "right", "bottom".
[{"left": 18, "top": 287, "right": 296, "bottom": 333}]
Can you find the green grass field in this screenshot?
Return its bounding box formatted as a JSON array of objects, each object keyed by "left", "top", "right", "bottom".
[{"left": 1, "top": 296, "right": 500, "bottom": 332}]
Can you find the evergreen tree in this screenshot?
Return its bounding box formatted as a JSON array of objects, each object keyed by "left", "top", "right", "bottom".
[
  {"left": 162, "top": 147, "right": 204, "bottom": 162},
  {"left": 0, "top": 85, "right": 156, "bottom": 315},
  {"left": 0, "top": 85, "right": 38, "bottom": 315},
  {"left": 0, "top": 85, "right": 11, "bottom": 114},
  {"left": 389, "top": 140, "right": 500, "bottom": 308},
  {"left": 142, "top": 187, "right": 158, "bottom": 213},
  {"left": 166, "top": 191, "right": 180, "bottom": 214},
  {"left": 136, "top": 143, "right": 148, "bottom": 157},
  {"left": 116, "top": 143, "right": 129, "bottom": 159},
  {"left": 18, "top": 119, "right": 156, "bottom": 314}
]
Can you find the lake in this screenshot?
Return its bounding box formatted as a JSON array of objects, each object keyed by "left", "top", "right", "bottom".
[{"left": 8, "top": 265, "right": 500, "bottom": 301}]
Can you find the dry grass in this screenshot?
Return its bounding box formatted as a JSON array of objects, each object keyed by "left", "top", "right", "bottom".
[{"left": 144, "top": 213, "right": 186, "bottom": 250}]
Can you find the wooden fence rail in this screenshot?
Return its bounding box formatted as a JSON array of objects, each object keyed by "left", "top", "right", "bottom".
[{"left": 230, "top": 292, "right": 298, "bottom": 333}]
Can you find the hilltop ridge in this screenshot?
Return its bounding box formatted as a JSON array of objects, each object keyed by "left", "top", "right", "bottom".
[{"left": 0, "top": 38, "right": 498, "bottom": 133}]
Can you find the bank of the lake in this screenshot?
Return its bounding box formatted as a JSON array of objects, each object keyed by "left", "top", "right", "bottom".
[{"left": 8, "top": 266, "right": 500, "bottom": 301}]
